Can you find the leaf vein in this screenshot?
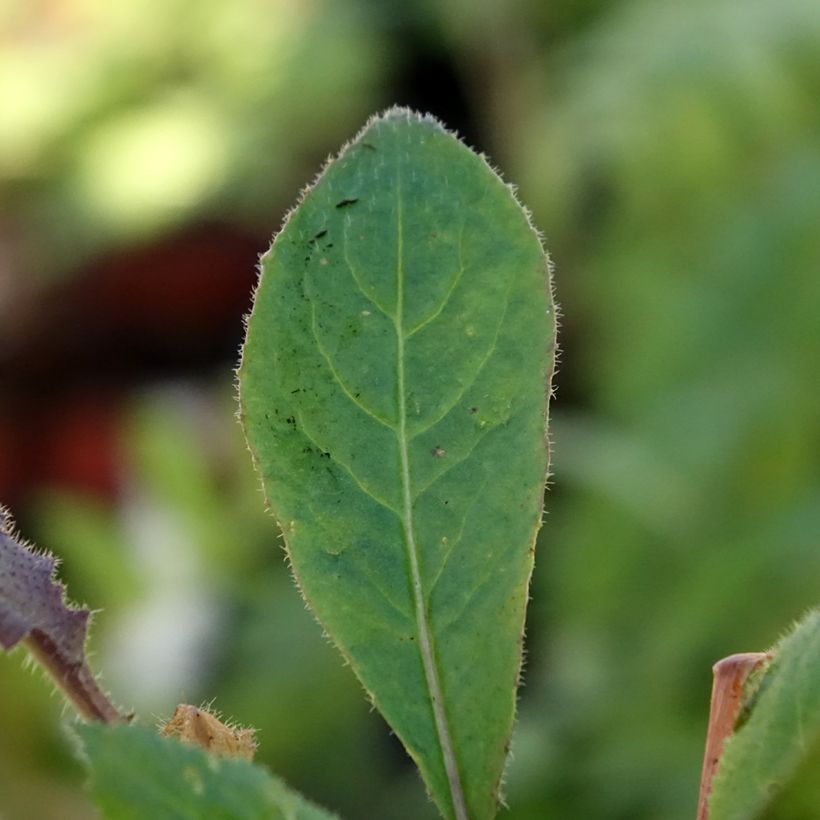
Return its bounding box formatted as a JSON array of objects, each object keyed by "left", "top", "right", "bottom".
[
  {"left": 345, "top": 555, "right": 413, "bottom": 622},
  {"left": 405, "top": 224, "right": 466, "bottom": 339},
  {"left": 394, "top": 181, "right": 469, "bottom": 820},
  {"left": 427, "top": 474, "right": 491, "bottom": 602},
  {"left": 412, "top": 420, "right": 499, "bottom": 501},
  {"left": 341, "top": 221, "right": 395, "bottom": 320},
  {"left": 294, "top": 411, "right": 400, "bottom": 517},
  {"left": 409, "top": 283, "right": 514, "bottom": 441},
  {"left": 438, "top": 553, "right": 508, "bottom": 635},
  {"left": 304, "top": 283, "right": 396, "bottom": 430}
]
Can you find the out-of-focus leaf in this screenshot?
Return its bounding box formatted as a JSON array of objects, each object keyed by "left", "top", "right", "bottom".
[
  {"left": 0, "top": 508, "right": 119, "bottom": 723},
  {"left": 76, "top": 722, "right": 338, "bottom": 820},
  {"left": 239, "top": 108, "right": 555, "bottom": 819},
  {"left": 709, "top": 610, "right": 820, "bottom": 820}
]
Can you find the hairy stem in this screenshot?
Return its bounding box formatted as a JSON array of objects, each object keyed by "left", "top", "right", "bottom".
[
  {"left": 697, "top": 652, "right": 770, "bottom": 820},
  {"left": 23, "top": 630, "right": 122, "bottom": 724}
]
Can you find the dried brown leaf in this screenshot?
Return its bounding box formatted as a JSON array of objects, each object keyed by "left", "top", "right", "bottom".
[{"left": 161, "top": 704, "right": 257, "bottom": 761}]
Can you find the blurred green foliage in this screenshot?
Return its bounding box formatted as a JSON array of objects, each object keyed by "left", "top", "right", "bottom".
[
  {"left": 0, "top": 0, "right": 386, "bottom": 278},
  {"left": 1, "top": 0, "right": 819, "bottom": 818}
]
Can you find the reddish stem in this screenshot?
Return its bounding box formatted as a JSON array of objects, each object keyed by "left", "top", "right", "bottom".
[
  {"left": 696, "top": 652, "right": 770, "bottom": 820},
  {"left": 23, "top": 629, "right": 122, "bottom": 724}
]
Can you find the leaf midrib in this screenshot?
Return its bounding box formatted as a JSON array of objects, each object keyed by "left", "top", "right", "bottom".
[{"left": 393, "top": 179, "right": 469, "bottom": 820}]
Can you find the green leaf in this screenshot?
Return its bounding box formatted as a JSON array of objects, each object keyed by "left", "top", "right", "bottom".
[
  {"left": 239, "top": 108, "right": 555, "bottom": 819},
  {"left": 75, "top": 722, "right": 338, "bottom": 820},
  {"left": 709, "top": 609, "right": 820, "bottom": 820}
]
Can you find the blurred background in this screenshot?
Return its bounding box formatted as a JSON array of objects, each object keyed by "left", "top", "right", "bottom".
[{"left": 1, "top": 0, "right": 819, "bottom": 817}]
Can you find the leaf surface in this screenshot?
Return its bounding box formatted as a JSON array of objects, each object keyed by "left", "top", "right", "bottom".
[
  {"left": 76, "top": 723, "right": 337, "bottom": 820},
  {"left": 239, "top": 108, "right": 555, "bottom": 819},
  {"left": 709, "top": 609, "right": 820, "bottom": 820}
]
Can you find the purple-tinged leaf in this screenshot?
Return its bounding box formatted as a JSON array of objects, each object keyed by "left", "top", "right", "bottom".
[{"left": 0, "top": 508, "right": 120, "bottom": 723}]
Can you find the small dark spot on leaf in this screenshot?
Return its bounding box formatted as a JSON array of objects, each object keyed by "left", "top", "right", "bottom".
[
  {"left": 320, "top": 451, "right": 331, "bottom": 459},
  {"left": 303, "top": 447, "right": 312, "bottom": 454},
  {"left": 313, "top": 229, "right": 327, "bottom": 240},
  {"left": 335, "top": 197, "right": 359, "bottom": 209},
  {"left": 361, "top": 142, "right": 377, "bottom": 151},
  {"left": 291, "top": 388, "right": 302, "bottom": 394},
  {"left": 431, "top": 446, "right": 446, "bottom": 458},
  {"left": 286, "top": 416, "right": 296, "bottom": 426},
  {"left": 468, "top": 407, "right": 478, "bottom": 414}
]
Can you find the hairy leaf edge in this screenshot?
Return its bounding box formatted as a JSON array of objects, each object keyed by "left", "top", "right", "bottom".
[{"left": 235, "top": 105, "right": 559, "bottom": 814}]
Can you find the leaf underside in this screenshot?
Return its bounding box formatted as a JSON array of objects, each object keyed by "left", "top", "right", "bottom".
[
  {"left": 709, "top": 609, "right": 820, "bottom": 820},
  {"left": 239, "top": 108, "right": 555, "bottom": 819},
  {"left": 77, "top": 723, "right": 337, "bottom": 820},
  {"left": 0, "top": 509, "right": 119, "bottom": 723}
]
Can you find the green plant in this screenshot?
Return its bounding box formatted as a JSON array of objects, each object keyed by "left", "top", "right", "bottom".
[
  {"left": 238, "top": 108, "right": 555, "bottom": 820},
  {"left": 1, "top": 109, "right": 819, "bottom": 820}
]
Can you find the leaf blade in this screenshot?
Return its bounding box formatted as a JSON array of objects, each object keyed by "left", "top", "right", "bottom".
[
  {"left": 0, "top": 508, "right": 120, "bottom": 723},
  {"left": 239, "top": 108, "right": 555, "bottom": 819}
]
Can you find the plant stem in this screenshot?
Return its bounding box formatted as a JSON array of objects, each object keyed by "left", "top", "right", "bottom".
[
  {"left": 23, "top": 630, "right": 122, "bottom": 724},
  {"left": 696, "top": 652, "right": 770, "bottom": 820}
]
